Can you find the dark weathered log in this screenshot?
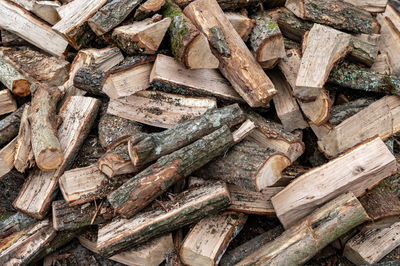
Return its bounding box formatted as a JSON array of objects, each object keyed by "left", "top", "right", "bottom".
[
  {"left": 0, "top": 90, "right": 16, "bottom": 116},
  {"left": 0, "top": 212, "right": 36, "bottom": 239},
  {"left": 135, "top": 0, "right": 166, "bottom": 20},
  {"left": 128, "top": 104, "right": 244, "bottom": 168},
  {"left": 14, "top": 104, "right": 34, "bottom": 173},
  {"left": 238, "top": 192, "right": 369, "bottom": 265},
  {"left": 0, "top": 137, "right": 16, "bottom": 178},
  {"left": 73, "top": 67, "right": 107, "bottom": 97},
  {"left": 0, "top": 104, "right": 23, "bottom": 147},
  {"left": 183, "top": 0, "right": 277, "bottom": 107},
  {"left": 98, "top": 181, "right": 231, "bottom": 257},
  {"left": 0, "top": 29, "right": 27, "bottom": 46}
]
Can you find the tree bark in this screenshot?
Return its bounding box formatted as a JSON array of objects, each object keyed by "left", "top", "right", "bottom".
[
  {"left": 73, "top": 66, "right": 107, "bottom": 97},
  {"left": 0, "top": 212, "right": 36, "bottom": 239},
  {"left": 0, "top": 104, "right": 23, "bottom": 147}
]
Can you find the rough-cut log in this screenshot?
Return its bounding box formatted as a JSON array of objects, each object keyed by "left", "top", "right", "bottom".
[
  {"left": 180, "top": 213, "right": 247, "bottom": 266},
  {"left": 0, "top": 137, "right": 16, "bottom": 178},
  {"left": 318, "top": 96, "right": 400, "bottom": 157},
  {"left": 272, "top": 137, "right": 396, "bottom": 229},
  {"left": 238, "top": 192, "right": 369, "bottom": 265},
  {"left": 371, "top": 52, "right": 392, "bottom": 75},
  {"left": 328, "top": 98, "right": 374, "bottom": 127},
  {"left": 98, "top": 181, "right": 231, "bottom": 257},
  {"left": 107, "top": 90, "right": 217, "bottom": 129},
  {"left": 135, "top": 0, "right": 166, "bottom": 20},
  {"left": 376, "top": 15, "right": 400, "bottom": 75},
  {"left": 82, "top": 47, "right": 125, "bottom": 72},
  {"left": 344, "top": 222, "right": 400, "bottom": 265},
  {"left": 0, "top": 219, "right": 56, "bottom": 265},
  {"left": 14, "top": 104, "right": 34, "bottom": 173},
  {"left": 344, "top": 0, "right": 388, "bottom": 13},
  {"left": 0, "top": 90, "right": 16, "bottom": 115},
  {"left": 0, "top": 0, "right": 68, "bottom": 57},
  {"left": 150, "top": 54, "right": 242, "bottom": 102},
  {"left": 227, "top": 184, "right": 283, "bottom": 215},
  {"left": 128, "top": 104, "right": 244, "bottom": 168},
  {"left": 88, "top": 0, "right": 143, "bottom": 36},
  {"left": 52, "top": 0, "right": 106, "bottom": 49},
  {"left": 73, "top": 67, "right": 107, "bottom": 97},
  {"left": 13, "top": 96, "right": 100, "bottom": 219},
  {"left": 177, "top": 0, "right": 267, "bottom": 10},
  {"left": 226, "top": 12, "right": 254, "bottom": 42},
  {"left": 112, "top": 16, "right": 171, "bottom": 55},
  {"left": 0, "top": 212, "right": 36, "bottom": 239},
  {"left": 285, "top": 0, "right": 379, "bottom": 34},
  {"left": 79, "top": 232, "right": 173, "bottom": 266},
  {"left": 249, "top": 11, "right": 285, "bottom": 63},
  {"left": 0, "top": 29, "right": 27, "bottom": 46},
  {"left": 0, "top": 104, "right": 23, "bottom": 147},
  {"left": 108, "top": 125, "right": 235, "bottom": 218},
  {"left": 9, "top": 0, "right": 61, "bottom": 25},
  {"left": 184, "top": 0, "right": 277, "bottom": 107}
]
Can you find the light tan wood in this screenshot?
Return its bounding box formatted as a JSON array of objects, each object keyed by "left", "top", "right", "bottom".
[
  {"left": 271, "top": 137, "right": 397, "bottom": 229},
  {"left": 0, "top": 90, "right": 17, "bottom": 115},
  {"left": 383, "top": 3, "right": 400, "bottom": 30},
  {"left": 180, "top": 213, "right": 247, "bottom": 266},
  {"left": 0, "top": 0, "right": 68, "bottom": 57},
  {"left": 13, "top": 96, "right": 100, "bottom": 219},
  {"left": 318, "top": 96, "right": 400, "bottom": 157},
  {"left": 150, "top": 54, "right": 242, "bottom": 102},
  {"left": 226, "top": 12, "right": 254, "bottom": 42},
  {"left": 370, "top": 52, "right": 392, "bottom": 74},
  {"left": 9, "top": 0, "right": 61, "bottom": 24},
  {"left": 14, "top": 104, "right": 34, "bottom": 173},
  {"left": 344, "top": 221, "right": 400, "bottom": 265},
  {"left": 0, "top": 137, "right": 17, "bottom": 178},
  {"left": 186, "top": 34, "right": 220, "bottom": 69},
  {"left": 107, "top": 90, "right": 217, "bottom": 129},
  {"left": 354, "top": 33, "right": 381, "bottom": 46},
  {"left": 343, "top": 0, "right": 388, "bottom": 13},
  {"left": 134, "top": 0, "right": 166, "bottom": 20}
]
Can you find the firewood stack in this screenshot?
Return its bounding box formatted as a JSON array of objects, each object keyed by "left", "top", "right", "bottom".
[{"left": 1, "top": 0, "right": 400, "bottom": 265}]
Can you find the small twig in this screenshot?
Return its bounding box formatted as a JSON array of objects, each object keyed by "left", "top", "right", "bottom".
[{"left": 90, "top": 200, "right": 103, "bottom": 225}]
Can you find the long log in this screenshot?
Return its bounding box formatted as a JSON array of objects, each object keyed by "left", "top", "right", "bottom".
[
  {"left": 13, "top": 104, "right": 34, "bottom": 173},
  {"left": 0, "top": 90, "right": 16, "bottom": 115},
  {"left": 0, "top": 104, "right": 23, "bottom": 147},
  {"left": 0, "top": 212, "right": 36, "bottom": 239},
  {"left": 183, "top": 0, "right": 277, "bottom": 107}
]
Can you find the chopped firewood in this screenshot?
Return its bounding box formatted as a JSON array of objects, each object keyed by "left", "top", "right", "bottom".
[
  {"left": 285, "top": 0, "right": 379, "bottom": 34},
  {"left": 14, "top": 104, "right": 34, "bottom": 173},
  {"left": 272, "top": 137, "right": 396, "bottom": 229},
  {"left": 79, "top": 232, "right": 173, "bottom": 266},
  {"left": 0, "top": 90, "right": 16, "bottom": 115},
  {"left": 150, "top": 54, "right": 242, "bottom": 102},
  {"left": 82, "top": 47, "right": 125, "bottom": 72},
  {"left": 225, "top": 12, "right": 254, "bottom": 42},
  {"left": 13, "top": 96, "right": 100, "bottom": 219},
  {"left": 0, "top": 0, "right": 68, "bottom": 57},
  {"left": 0, "top": 137, "right": 16, "bottom": 178},
  {"left": 0, "top": 29, "right": 27, "bottom": 46},
  {"left": 112, "top": 16, "right": 171, "bottom": 55},
  {"left": 98, "top": 181, "right": 231, "bottom": 257},
  {"left": 344, "top": 222, "right": 400, "bottom": 265},
  {"left": 52, "top": 0, "right": 106, "bottom": 49},
  {"left": 180, "top": 213, "right": 247, "bottom": 266},
  {"left": 184, "top": 0, "right": 277, "bottom": 107},
  {"left": 135, "top": 0, "right": 166, "bottom": 20},
  {"left": 318, "top": 96, "right": 400, "bottom": 157},
  {"left": 227, "top": 184, "right": 283, "bottom": 215},
  {"left": 0, "top": 104, "right": 23, "bottom": 147},
  {"left": 355, "top": 33, "right": 382, "bottom": 46},
  {"left": 128, "top": 104, "right": 244, "bottom": 168},
  {"left": 177, "top": 0, "right": 267, "bottom": 10},
  {"left": 9, "top": 0, "right": 61, "bottom": 25},
  {"left": 249, "top": 11, "right": 285, "bottom": 63},
  {"left": 0, "top": 212, "right": 36, "bottom": 239},
  {"left": 0, "top": 219, "right": 56, "bottom": 265},
  {"left": 73, "top": 67, "right": 107, "bottom": 97},
  {"left": 107, "top": 90, "right": 217, "bottom": 129},
  {"left": 384, "top": 3, "right": 400, "bottom": 29},
  {"left": 88, "top": 0, "right": 143, "bottom": 36},
  {"left": 343, "top": 0, "right": 388, "bottom": 13},
  {"left": 377, "top": 12, "right": 400, "bottom": 75},
  {"left": 239, "top": 192, "right": 369, "bottom": 265},
  {"left": 371, "top": 52, "right": 393, "bottom": 75}
]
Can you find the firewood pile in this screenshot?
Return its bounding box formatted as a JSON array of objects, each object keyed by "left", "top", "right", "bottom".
[{"left": 1, "top": 0, "right": 400, "bottom": 264}]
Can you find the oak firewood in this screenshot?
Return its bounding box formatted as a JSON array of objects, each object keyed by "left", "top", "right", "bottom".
[
  {"left": 135, "top": 0, "right": 166, "bottom": 20},
  {"left": 383, "top": 3, "right": 400, "bottom": 30},
  {"left": 107, "top": 90, "right": 217, "bottom": 129},
  {"left": 183, "top": 0, "right": 277, "bottom": 107},
  {"left": 370, "top": 52, "right": 392, "bottom": 75},
  {"left": 73, "top": 67, "right": 107, "bottom": 97},
  {"left": 14, "top": 104, "right": 34, "bottom": 173},
  {"left": 128, "top": 104, "right": 244, "bottom": 168},
  {"left": 0, "top": 104, "right": 23, "bottom": 147},
  {"left": 52, "top": 0, "right": 106, "bottom": 49},
  {"left": 180, "top": 213, "right": 247, "bottom": 266},
  {"left": 150, "top": 54, "right": 242, "bottom": 102},
  {"left": 9, "top": 0, "right": 61, "bottom": 25},
  {"left": 13, "top": 96, "right": 100, "bottom": 219},
  {"left": 98, "top": 181, "right": 231, "bottom": 257},
  {"left": 344, "top": 0, "right": 388, "bottom": 13},
  {"left": 177, "top": 0, "right": 267, "bottom": 10},
  {"left": 0, "top": 212, "right": 36, "bottom": 239},
  {"left": 82, "top": 47, "right": 125, "bottom": 72},
  {"left": 377, "top": 16, "right": 400, "bottom": 76},
  {"left": 0, "top": 90, "right": 16, "bottom": 115},
  {"left": 88, "top": 0, "right": 143, "bottom": 36},
  {"left": 0, "top": 29, "right": 27, "bottom": 46},
  {"left": 238, "top": 192, "right": 369, "bottom": 265},
  {"left": 0, "top": 0, "right": 68, "bottom": 57},
  {"left": 0, "top": 137, "right": 16, "bottom": 178},
  {"left": 285, "top": 0, "right": 379, "bottom": 34},
  {"left": 272, "top": 137, "right": 396, "bottom": 229},
  {"left": 112, "top": 16, "right": 171, "bottom": 55},
  {"left": 225, "top": 12, "right": 254, "bottom": 42}
]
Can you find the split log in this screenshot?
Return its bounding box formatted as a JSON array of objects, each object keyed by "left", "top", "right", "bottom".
[
  {"left": 128, "top": 104, "right": 244, "bottom": 168},
  {"left": 343, "top": 0, "right": 388, "bottom": 13},
  {"left": 271, "top": 137, "right": 396, "bottom": 229},
  {"left": 0, "top": 0, "right": 68, "bottom": 57},
  {"left": 108, "top": 125, "right": 236, "bottom": 218},
  {"left": 112, "top": 16, "right": 171, "bottom": 55},
  {"left": 318, "top": 96, "right": 400, "bottom": 157},
  {"left": 0, "top": 90, "right": 16, "bottom": 115},
  {"left": 177, "top": 0, "right": 267, "bottom": 10},
  {"left": 238, "top": 192, "right": 369, "bottom": 265},
  {"left": 225, "top": 12, "right": 254, "bottom": 42},
  {"left": 14, "top": 104, "right": 34, "bottom": 173},
  {"left": 9, "top": 0, "right": 61, "bottom": 25},
  {"left": 0, "top": 29, "right": 27, "bottom": 46},
  {"left": 88, "top": 0, "right": 143, "bottom": 36},
  {"left": 285, "top": 0, "right": 379, "bottom": 34},
  {"left": 183, "top": 0, "right": 277, "bottom": 107},
  {"left": 52, "top": 0, "right": 106, "bottom": 49},
  {"left": 13, "top": 96, "right": 100, "bottom": 219},
  {"left": 98, "top": 181, "right": 231, "bottom": 257},
  {"left": 0, "top": 104, "right": 23, "bottom": 147},
  {"left": 107, "top": 90, "right": 217, "bottom": 129},
  {"left": 370, "top": 52, "right": 392, "bottom": 75},
  {"left": 0, "top": 212, "right": 36, "bottom": 239},
  {"left": 82, "top": 47, "right": 125, "bottom": 72},
  {"left": 180, "top": 213, "right": 247, "bottom": 266},
  {"left": 344, "top": 222, "right": 400, "bottom": 265},
  {"left": 135, "top": 0, "right": 166, "bottom": 20},
  {"left": 0, "top": 138, "right": 16, "bottom": 178},
  {"left": 328, "top": 98, "right": 374, "bottom": 127},
  {"left": 377, "top": 14, "right": 400, "bottom": 75},
  {"left": 150, "top": 54, "right": 242, "bottom": 102}
]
